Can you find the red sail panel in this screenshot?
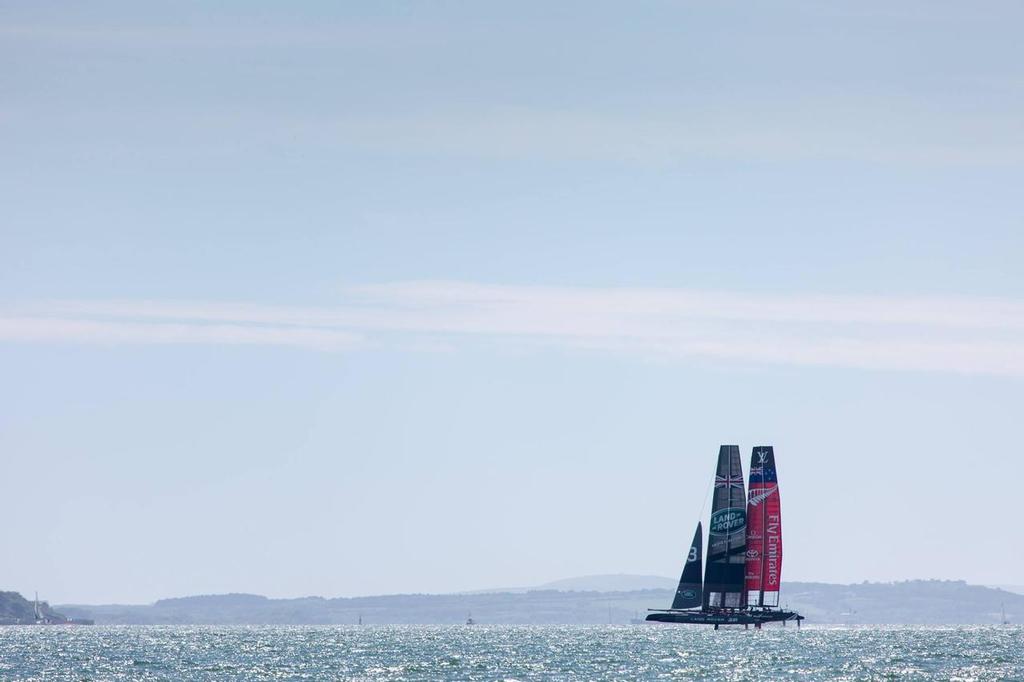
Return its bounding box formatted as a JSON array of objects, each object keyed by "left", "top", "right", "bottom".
[
  {"left": 762, "top": 473, "right": 782, "bottom": 604},
  {"left": 745, "top": 446, "right": 783, "bottom": 607},
  {"left": 744, "top": 454, "right": 765, "bottom": 601}
]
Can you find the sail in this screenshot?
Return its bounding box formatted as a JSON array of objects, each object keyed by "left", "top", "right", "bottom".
[
  {"left": 703, "top": 445, "right": 747, "bottom": 609},
  {"left": 671, "top": 522, "right": 703, "bottom": 609},
  {"left": 745, "top": 446, "right": 783, "bottom": 607}
]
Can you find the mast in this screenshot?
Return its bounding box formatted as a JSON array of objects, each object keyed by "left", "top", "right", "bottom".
[
  {"left": 745, "top": 446, "right": 783, "bottom": 608},
  {"left": 703, "top": 445, "right": 747, "bottom": 610}
]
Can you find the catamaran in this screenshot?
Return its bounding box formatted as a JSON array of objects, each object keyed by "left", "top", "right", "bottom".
[{"left": 646, "top": 445, "right": 804, "bottom": 628}]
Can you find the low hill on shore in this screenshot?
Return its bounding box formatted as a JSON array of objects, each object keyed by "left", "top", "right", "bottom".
[
  {"left": 56, "top": 579, "right": 1022, "bottom": 626},
  {"left": 0, "top": 591, "right": 72, "bottom": 625}
]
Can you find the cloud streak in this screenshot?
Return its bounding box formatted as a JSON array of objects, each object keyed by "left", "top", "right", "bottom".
[
  {"left": 9, "top": 105, "right": 1019, "bottom": 168},
  {"left": 0, "top": 316, "right": 361, "bottom": 352},
  {"left": 3, "top": 282, "right": 1023, "bottom": 376}
]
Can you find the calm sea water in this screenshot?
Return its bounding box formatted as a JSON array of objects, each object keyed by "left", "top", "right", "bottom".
[{"left": 1, "top": 625, "right": 1021, "bottom": 681}]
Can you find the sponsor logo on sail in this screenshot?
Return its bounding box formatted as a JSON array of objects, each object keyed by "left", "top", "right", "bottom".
[
  {"left": 709, "top": 507, "right": 746, "bottom": 535},
  {"left": 747, "top": 485, "right": 778, "bottom": 507},
  {"left": 678, "top": 589, "right": 697, "bottom": 599},
  {"left": 765, "top": 513, "right": 781, "bottom": 586}
]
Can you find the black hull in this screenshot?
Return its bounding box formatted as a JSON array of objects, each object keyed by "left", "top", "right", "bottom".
[{"left": 646, "top": 609, "right": 803, "bottom": 626}]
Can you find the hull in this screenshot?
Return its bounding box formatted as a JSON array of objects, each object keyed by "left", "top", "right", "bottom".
[{"left": 646, "top": 609, "right": 803, "bottom": 625}]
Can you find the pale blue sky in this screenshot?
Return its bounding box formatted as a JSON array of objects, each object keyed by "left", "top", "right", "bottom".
[{"left": 2, "top": 1, "right": 1023, "bottom": 603}]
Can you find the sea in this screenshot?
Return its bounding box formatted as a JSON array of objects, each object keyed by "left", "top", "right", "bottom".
[{"left": 1, "top": 625, "right": 1021, "bottom": 680}]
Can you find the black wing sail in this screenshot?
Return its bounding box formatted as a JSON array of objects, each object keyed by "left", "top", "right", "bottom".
[
  {"left": 671, "top": 522, "right": 703, "bottom": 609},
  {"left": 703, "top": 444, "right": 747, "bottom": 609}
]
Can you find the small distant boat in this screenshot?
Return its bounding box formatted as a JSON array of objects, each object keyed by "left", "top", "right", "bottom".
[
  {"left": 34, "top": 592, "right": 45, "bottom": 625},
  {"left": 1002, "top": 603, "right": 1010, "bottom": 625},
  {"left": 646, "top": 445, "right": 804, "bottom": 628},
  {"left": 24, "top": 591, "right": 91, "bottom": 625},
  {"left": 465, "top": 612, "right": 475, "bottom": 625}
]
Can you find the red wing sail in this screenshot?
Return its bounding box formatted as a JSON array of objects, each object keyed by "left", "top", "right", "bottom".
[{"left": 745, "top": 446, "right": 782, "bottom": 607}]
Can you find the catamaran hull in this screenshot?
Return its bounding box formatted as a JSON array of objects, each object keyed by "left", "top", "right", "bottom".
[{"left": 645, "top": 609, "right": 803, "bottom": 625}]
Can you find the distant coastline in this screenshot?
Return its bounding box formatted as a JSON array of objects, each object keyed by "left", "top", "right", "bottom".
[
  {"left": 0, "top": 591, "right": 92, "bottom": 625},
  {"left": 47, "top": 577, "right": 1022, "bottom": 626}
]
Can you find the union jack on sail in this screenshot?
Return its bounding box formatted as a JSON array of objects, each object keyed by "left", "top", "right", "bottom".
[{"left": 715, "top": 474, "right": 744, "bottom": 489}]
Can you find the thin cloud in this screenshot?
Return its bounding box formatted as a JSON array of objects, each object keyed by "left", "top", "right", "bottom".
[
  {"left": 0, "top": 316, "right": 361, "bottom": 352},
  {"left": 325, "top": 107, "right": 1023, "bottom": 166},
  {"left": 0, "top": 24, "right": 437, "bottom": 51},
  {"left": 167, "top": 107, "right": 1024, "bottom": 167},
  {"left": 3, "top": 282, "right": 1023, "bottom": 375},
  {"left": 10, "top": 105, "right": 1020, "bottom": 168}
]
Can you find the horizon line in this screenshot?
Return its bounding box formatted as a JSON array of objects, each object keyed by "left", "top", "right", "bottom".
[{"left": 48, "top": 577, "right": 1023, "bottom": 607}]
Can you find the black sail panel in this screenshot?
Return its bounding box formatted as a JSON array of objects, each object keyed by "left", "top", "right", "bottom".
[
  {"left": 703, "top": 445, "right": 747, "bottom": 609},
  {"left": 671, "top": 522, "right": 703, "bottom": 609}
]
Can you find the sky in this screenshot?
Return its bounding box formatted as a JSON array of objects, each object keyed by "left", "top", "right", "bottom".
[{"left": 2, "top": 1, "right": 1023, "bottom": 604}]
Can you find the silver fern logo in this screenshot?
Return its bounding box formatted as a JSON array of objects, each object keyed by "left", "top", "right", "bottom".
[{"left": 747, "top": 485, "right": 778, "bottom": 506}]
